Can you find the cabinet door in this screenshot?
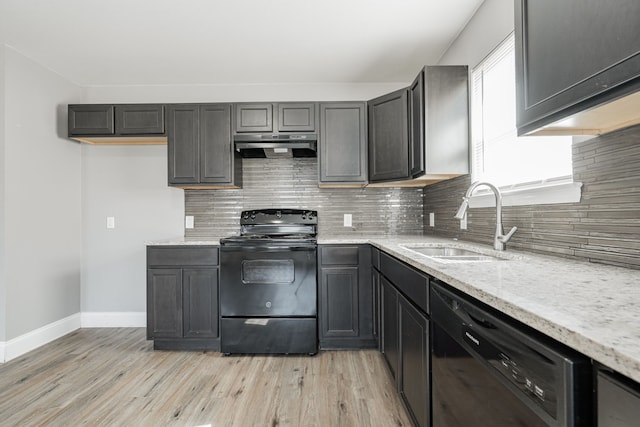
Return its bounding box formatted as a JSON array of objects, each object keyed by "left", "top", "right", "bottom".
[
  {"left": 368, "top": 89, "right": 409, "bottom": 182},
  {"left": 167, "top": 104, "right": 200, "bottom": 185},
  {"left": 235, "top": 103, "right": 273, "bottom": 132},
  {"left": 381, "top": 277, "right": 399, "bottom": 384},
  {"left": 515, "top": 0, "right": 640, "bottom": 135},
  {"left": 183, "top": 268, "right": 219, "bottom": 338},
  {"left": 320, "top": 266, "right": 360, "bottom": 339},
  {"left": 147, "top": 268, "right": 183, "bottom": 339},
  {"left": 319, "top": 102, "right": 367, "bottom": 184},
  {"left": 409, "top": 70, "right": 425, "bottom": 178},
  {"left": 278, "top": 103, "right": 316, "bottom": 132},
  {"left": 399, "top": 296, "right": 430, "bottom": 427},
  {"left": 115, "top": 104, "right": 164, "bottom": 135},
  {"left": 200, "top": 104, "right": 233, "bottom": 184},
  {"left": 372, "top": 268, "right": 381, "bottom": 348},
  {"left": 68, "top": 104, "right": 114, "bottom": 136}
]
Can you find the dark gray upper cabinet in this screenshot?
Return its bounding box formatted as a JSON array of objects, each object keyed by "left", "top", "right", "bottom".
[
  {"left": 318, "top": 245, "right": 375, "bottom": 350},
  {"left": 515, "top": 0, "right": 640, "bottom": 136},
  {"left": 167, "top": 103, "right": 241, "bottom": 188},
  {"left": 234, "top": 103, "right": 317, "bottom": 133},
  {"left": 368, "top": 89, "right": 410, "bottom": 182},
  {"left": 278, "top": 103, "right": 316, "bottom": 132},
  {"left": 68, "top": 104, "right": 165, "bottom": 139},
  {"left": 318, "top": 102, "right": 367, "bottom": 186},
  {"left": 235, "top": 103, "right": 273, "bottom": 132},
  {"left": 409, "top": 73, "right": 425, "bottom": 177},
  {"left": 368, "top": 66, "right": 469, "bottom": 185},
  {"left": 416, "top": 66, "right": 469, "bottom": 177},
  {"left": 114, "top": 104, "right": 164, "bottom": 135},
  {"left": 68, "top": 104, "right": 115, "bottom": 135}
]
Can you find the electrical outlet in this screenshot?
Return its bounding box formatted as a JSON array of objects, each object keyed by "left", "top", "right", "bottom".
[
  {"left": 185, "top": 216, "right": 195, "bottom": 229},
  {"left": 460, "top": 215, "right": 467, "bottom": 230},
  {"left": 106, "top": 216, "right": 115, "bottom": 229},
  {"left": 343, "top": 213, "right": 352, "bottom": 227},
  {"left": 429, "top": 212, "right": 435, "bottom": 227}
]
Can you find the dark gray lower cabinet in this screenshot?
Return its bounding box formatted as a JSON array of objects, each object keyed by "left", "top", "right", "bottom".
[
  {"left": 318, "top": 245, "right": 375, "bottom": 349},
  {"left": 147, "top": 246, "right": 219, "bottom": 350},
  {"left": 381, "top": 276, "right": 400, "bottom": 383},
  {"left": 399, "top": 295, "right": 430, "bottom": 427},
  {"left": 597, "top": 368, "right": 640, "bottom": 426},
  {"left": 378, "top": 249, "right": 431, "bottom": 427}
]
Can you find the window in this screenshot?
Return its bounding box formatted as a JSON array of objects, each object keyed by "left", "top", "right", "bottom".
[{"left": 470, "top": 33, "right": 581, "bottom": 207}]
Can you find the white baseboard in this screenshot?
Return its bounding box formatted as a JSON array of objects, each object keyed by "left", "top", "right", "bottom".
[
  {"left": 0, "top": 311, "right": 147, "bottom": 363},
  {"left": 0, "top": 313, "right": 81, "bottom": 363},
  {"left": 81, "top": 312, "right": 146, "bottom": 328}
]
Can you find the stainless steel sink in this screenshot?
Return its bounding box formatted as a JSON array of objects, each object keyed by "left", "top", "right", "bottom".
[{"left": 399, "top": 244, "right": 509, "bottom": 263}]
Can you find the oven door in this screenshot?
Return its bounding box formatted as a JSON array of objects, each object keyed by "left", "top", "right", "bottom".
[{"left": 220, "top": 245, "right": 317, "bottom": 317}]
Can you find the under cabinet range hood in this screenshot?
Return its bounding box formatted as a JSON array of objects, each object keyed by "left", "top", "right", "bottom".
[{"left": 233, "top": 133, "right": 317, "bottom": 158}]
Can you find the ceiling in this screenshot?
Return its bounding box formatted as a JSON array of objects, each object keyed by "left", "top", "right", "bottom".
[{"left": 0, "top": 0, "right": 484, "bottom": 87}]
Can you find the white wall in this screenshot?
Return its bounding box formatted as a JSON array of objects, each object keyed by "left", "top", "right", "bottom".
[
  {"left": 0, "top": 45, "right": 6, "bottom": 343},
  {"left": 438, "top": 0, "right": 514, "bottom": 67},
  {"left": 3, "top": 46, "right": 83, "bottom": 339},
  {"left": 84, "top": 82, "right": 407, "bottom": 104},
  {"left": 81, "top": 145, "right": 183, "bottom": 314}
]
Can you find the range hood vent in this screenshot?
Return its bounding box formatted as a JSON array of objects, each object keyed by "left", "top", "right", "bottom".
[{"left": 233, "top": 134, "right": 317, "bottom": 158}]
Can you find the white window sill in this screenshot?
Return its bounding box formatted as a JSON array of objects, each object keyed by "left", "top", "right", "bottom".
[{"left": 467, "top": 181, "right": 583, "bottom": 208}]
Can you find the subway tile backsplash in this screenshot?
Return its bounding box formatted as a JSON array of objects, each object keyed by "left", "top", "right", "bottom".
[{"left": 185, "top": 158, "right": 424, "bottom": 238}]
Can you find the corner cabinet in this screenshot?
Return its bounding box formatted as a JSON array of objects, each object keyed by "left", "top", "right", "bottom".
[
  {"left": 167, "top": 104, "right": 242, "bottom": 189},
  {"left": 368, "top": 66, "right": 469, "bottom": 185},
  {"left": 147, "top": 245, "right": 220, "bottom": 350},
  {"left": 318, "top": 245, "right": 375, "bottom": 349},
  {"left": 318, "top": 102, "right": 368, "bottom": 187},
  {"left": 515, "top": 0, "right": 640, "bottom": 136}
]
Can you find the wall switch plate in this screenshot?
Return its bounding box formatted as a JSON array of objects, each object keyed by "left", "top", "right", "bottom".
[
  {"left": 106, "top": 216, "right": 115, "bottom": 229},
  {"left": 429, "top": 212, "right": 435, "bottom": 227},
  {"left": 460, "top": 215, "right": 467, "bottom": 230},
  {"left": 185, "top": 215, "right": 194, "bottom": 229},
  {"left": 343, "top": 213, "right": 352, "bottom": 227}
]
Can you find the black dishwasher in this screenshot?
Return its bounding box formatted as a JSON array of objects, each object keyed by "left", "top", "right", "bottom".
[{"left": 430, "top": 281, "right": 592, "bottom": 426}]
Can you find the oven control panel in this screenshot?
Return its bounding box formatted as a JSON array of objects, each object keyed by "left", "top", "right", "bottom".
[{"left": 240, "top": 209, "right": 317, "bottom": 225}]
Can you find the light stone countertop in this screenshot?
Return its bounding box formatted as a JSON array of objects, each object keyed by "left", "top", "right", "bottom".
[{"left": 149, "top": 234, "right": 640, "bottom": 383}]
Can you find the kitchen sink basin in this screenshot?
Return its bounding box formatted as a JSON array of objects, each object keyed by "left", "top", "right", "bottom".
[{"left": 399, "top": 244, "right": 510, "bottom": 263}]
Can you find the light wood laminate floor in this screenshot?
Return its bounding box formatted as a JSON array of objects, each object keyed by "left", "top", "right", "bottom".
[{"left": 0, "top": 328, "right": 412, "bottom": 426}]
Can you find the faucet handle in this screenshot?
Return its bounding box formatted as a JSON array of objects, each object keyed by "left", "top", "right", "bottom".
[{"left": 500, "top": 226, "right": 518, "bottom": 243}]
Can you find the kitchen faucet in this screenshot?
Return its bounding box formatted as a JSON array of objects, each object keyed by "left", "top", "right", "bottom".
[{"left": 454, "top": 181, "right": 518, "bottom": 251}]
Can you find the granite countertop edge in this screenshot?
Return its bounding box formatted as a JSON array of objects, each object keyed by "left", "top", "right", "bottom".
[{"left": 148, "top": 234, "right": 640, "bottom": 383}]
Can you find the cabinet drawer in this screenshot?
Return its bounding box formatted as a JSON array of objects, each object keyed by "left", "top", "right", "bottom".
[
  {"left": 320, "top": 246, "right": 359, "bottom": 265},
  {"left": 380, "top": 252, "right": 428, "bottom": 314},
  {"left": 147, "top": 246, "right": 219, "bottom": 267}
]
